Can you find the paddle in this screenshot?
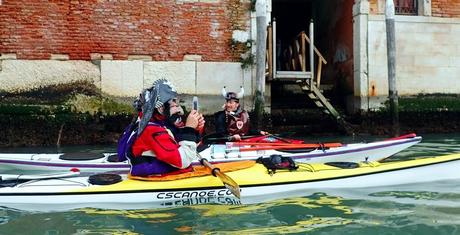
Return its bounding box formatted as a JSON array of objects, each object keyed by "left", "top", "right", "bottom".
[
  {"left": 384, "top": 133, "right": 417, "bottom": 141},
  {"left": 204, "top": 135, "right": 260, "bottom": 143},
  {"left": 264, "top": 134, "right": 293, "bottom": 143},
  {"left": 203, "top": 132, "right": 297, "bottom": 144},
  {"left": 229, "top": 142, "right": 341, "bottom": 146},
  {"left": 196, "top": 153, "right": 241, "bottom": 199},
  {"left": 226, "top": 143, "right": 343, "bottom": 152}
]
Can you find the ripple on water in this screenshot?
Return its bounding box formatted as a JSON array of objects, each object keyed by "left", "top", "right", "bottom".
[{"left": 1, "top": 133, "right": 460, "bottom": 234}]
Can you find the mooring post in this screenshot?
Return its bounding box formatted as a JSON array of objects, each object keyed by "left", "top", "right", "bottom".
[
  {"left": 309, "top": 20, "right": 314, "bottom": 91},
  {"left": 254, "top": 0, "right": 267, "bottom": 129},
  {"left": 386, "top": 0, "right": 399, "bottom": 136}
]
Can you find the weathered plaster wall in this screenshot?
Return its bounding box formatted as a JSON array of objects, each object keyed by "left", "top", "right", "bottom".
[
  {"left": 368, "top": 15, "right": 460, "bottom": 104},
  {"left": 0, "top": 59, "right": 252, "bottom": 114},
  {"left": 0, "top": 60, "right": 100, "bottom": 92},
  {"left": 352, "top": 0, "right": 460, "bottom": 112},
  {"left": 101, "top": 60, "right": 253, "bottom": 113}
]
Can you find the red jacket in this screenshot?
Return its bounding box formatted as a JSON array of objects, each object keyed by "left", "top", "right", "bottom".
[{"left": 131, "top": 123, "right": 186, "bottom": 168}]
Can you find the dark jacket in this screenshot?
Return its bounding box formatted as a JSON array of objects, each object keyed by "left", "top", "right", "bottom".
[{"left": 214, "top": 110, "right": 260, "bottom": 138}]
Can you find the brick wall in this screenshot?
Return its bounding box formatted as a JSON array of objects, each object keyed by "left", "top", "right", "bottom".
[
  {"left": 432, "top": 0, "right": 460, "bottom": 17},
  {"left": 369, "top": 0, "right": 379, "bottom": 14},
  {"left": 369, "top": 0, "right": 460, "bottom": 17},
  {"left": 0, "top": 0, "right": 250, "bottom": 61}
]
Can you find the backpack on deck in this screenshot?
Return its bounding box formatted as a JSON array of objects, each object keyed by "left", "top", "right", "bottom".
[
  {"left": 117, "top": 123, "right": 139, "bottom": 162},
  {"left": 256, "top": 155, "right": 298, "bottom": 175}
]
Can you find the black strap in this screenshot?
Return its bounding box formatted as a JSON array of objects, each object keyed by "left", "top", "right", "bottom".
[{"left": 129, "top": 156, "right": 154, "bottom": 165}]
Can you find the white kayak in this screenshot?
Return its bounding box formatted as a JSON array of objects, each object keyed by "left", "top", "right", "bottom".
[
  {"left": 0, "top": 134, "right": 422, "bottom": 174},
  {"left": 0, "top": 152, "right": 458, "bottom": 212},
  {"left": 0, "top": 170, "right": 80, "bottom": 181}
]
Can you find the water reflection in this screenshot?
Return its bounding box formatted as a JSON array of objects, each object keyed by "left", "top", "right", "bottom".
[
  {"left": 0, "top": 133, "right": 460, "bottom": 234},
  {"left": 0, "top": 187, "right": 459, "bottom": 234}
]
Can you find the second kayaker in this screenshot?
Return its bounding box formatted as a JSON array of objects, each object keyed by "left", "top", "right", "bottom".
[{"left": 214, "top": 86, "right": 268, "bottom": 141}]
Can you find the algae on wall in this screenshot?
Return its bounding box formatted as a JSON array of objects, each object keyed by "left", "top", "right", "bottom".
[
  {"left": 0, "top": 81, "right": 134, "bottom": 147},
  {"left": 397, "top": 95, "right": 460, "bottom": 112},
  {"left": 2, "top": 80, "right": 460, "bottom": 147}
]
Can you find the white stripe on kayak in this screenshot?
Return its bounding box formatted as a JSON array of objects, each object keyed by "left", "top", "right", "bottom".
[{"left": 0, "top": 171, "right": 80, "bottom": 181}]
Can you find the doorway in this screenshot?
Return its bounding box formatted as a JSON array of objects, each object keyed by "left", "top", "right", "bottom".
[{"left": 269, "top": 0, "right": 354, "bottom": 110}]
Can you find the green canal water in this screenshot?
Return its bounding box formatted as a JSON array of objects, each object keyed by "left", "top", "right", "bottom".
[{"left": 0, "top": 133, "right": 459, "bottom": 234}]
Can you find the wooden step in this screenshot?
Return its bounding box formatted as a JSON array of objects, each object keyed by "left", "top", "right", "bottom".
[
  {"left": 275, "top": 71, "right": 312, "bottom": 80},
  {"left": 307, "top": 93, "right": 317, "bottom": 100},
  {"left": 314, "top": 101, "right": 324, "bottom": 108}
]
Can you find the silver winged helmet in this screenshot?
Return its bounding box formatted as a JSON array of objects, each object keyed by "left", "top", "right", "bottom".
[{"left": 137, "top": 79, "right": 178, "bottom": 136}]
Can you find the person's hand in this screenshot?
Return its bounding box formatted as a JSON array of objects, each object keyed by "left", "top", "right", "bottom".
[
  {"left": 185, "top": 110, "right": 200, "bottom": 129},
  {"left": 196, "top": 113, "right": 205, "bottom": 132},
  {"left": 231, "top": 134, "right": 241, "bottom": 141},
  {"left": 260, "top": 131, "right": 269, "bottom": 135}
]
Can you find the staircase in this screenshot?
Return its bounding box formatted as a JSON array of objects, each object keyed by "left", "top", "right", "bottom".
[{"left": 267, "top": 20, "right": 353, "bottom": 133}]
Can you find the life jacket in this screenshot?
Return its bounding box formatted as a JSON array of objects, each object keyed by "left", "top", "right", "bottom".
[
  {"left": 118, "top": 117, "right": 175, "bottom": 163},
  {"left": 117, "top": 121, "right": 180, "bottom": 175},
  {"left": 226, "top": 110, "right": 250, "bottom": 136}
]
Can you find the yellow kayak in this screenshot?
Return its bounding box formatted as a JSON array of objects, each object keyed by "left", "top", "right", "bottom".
[{"left": 0, "top": 152, "right": 459, "bottom": 211}]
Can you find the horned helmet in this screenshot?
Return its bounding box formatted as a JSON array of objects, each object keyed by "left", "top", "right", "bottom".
[{"left": 221, "top": 86, "right": 244, "bottom": 102}]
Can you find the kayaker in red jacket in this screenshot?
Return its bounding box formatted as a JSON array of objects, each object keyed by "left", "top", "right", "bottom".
[
  {"left": 214, "top": 87, "right": 268, "bottom": 141},
  {"left": 122, "top": 79, "right": 205, "bottom": 177}
]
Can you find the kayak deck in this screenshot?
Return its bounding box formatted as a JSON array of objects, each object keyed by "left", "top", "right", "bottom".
[{"left": 71, "top": 152, "right": 460, "bottom": 192}]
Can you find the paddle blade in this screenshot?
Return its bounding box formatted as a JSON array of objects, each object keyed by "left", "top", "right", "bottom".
[
  {"left": 198, "top": 155, "right": 241, "bottom": 199},
  {"left": 214, "top": 170, "right": 241, "bottom": 199}
]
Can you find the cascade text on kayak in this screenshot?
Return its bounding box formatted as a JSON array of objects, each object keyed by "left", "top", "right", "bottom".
[{"left": 156, "top": 189, "right": 233, "bottom": 199}]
